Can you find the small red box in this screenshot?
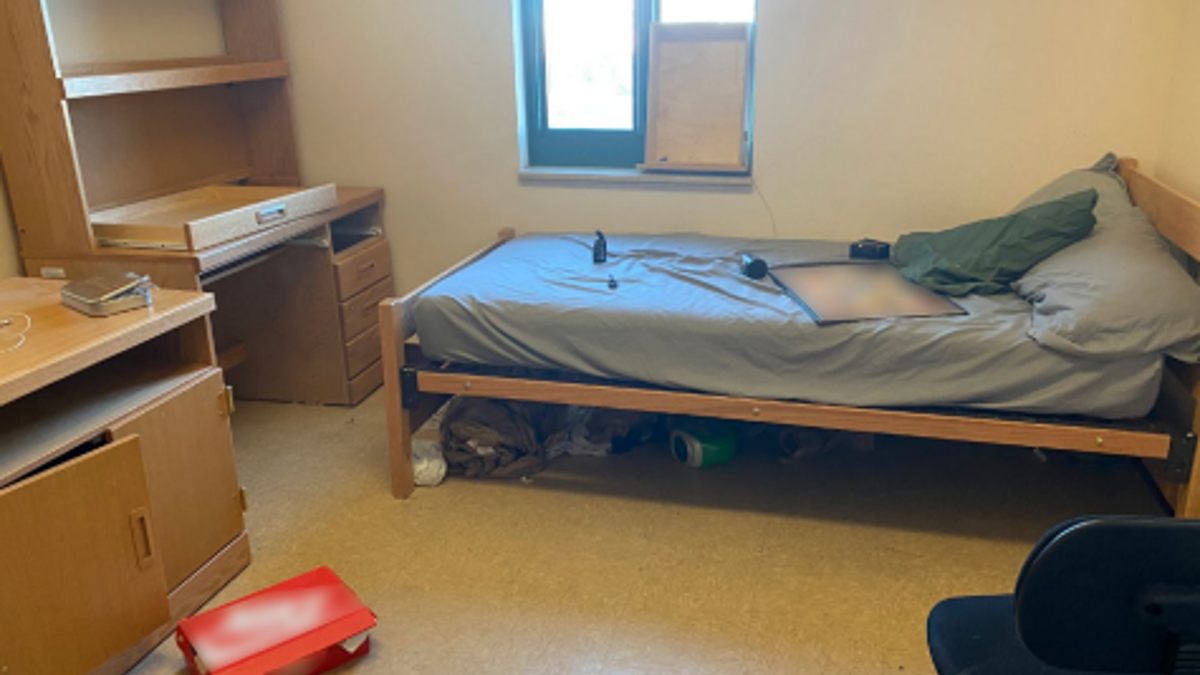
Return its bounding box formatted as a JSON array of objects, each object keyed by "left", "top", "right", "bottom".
[{"left": 176, "top": 567, "right": 377, "bottom": 675}]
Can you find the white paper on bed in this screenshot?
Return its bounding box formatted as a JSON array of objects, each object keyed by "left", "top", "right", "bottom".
[{"left": 770, "top": 263, "right": 966, "bottom": 325}]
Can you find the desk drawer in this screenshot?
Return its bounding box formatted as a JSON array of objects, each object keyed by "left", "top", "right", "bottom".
[
  {"left": 340, "top": 276, "right": 393, "bottom": 341},
  {"left": 334, "top": 237, "right": 391, "bottom": 300},
  {"left": 345, "top": 323, "right": 381, "bottom": 378},
  {"left": 348, "top": 359, "right": 384, "bottom": 404},
  {"left": 93, "top": 184, "right": 338, "bottom": 252}
]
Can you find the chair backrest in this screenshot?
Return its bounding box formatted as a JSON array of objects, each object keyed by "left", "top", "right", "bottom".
[{"left": 1014, "top": 516, "right": 1200, "bottom": 673}]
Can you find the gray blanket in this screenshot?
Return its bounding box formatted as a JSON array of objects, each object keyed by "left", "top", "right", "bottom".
[{"left": 414, "top": 234, "right": 1162, "bottom": 419}]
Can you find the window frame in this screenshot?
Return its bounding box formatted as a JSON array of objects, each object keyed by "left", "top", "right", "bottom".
[{"left": 519, "top": 0, "right": 655, "bottom": 168}]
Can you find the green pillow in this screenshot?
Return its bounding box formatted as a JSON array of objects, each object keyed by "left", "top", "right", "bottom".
[{"left": 892, "top": 189, "right": 1098, "bottom": 297}]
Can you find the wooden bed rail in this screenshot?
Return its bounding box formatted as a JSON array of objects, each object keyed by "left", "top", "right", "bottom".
[
  {"left": 1120, "top": 159, "right": 1200, "bottom": 262},
  {"left": 414, "top": 370, "right": 1172, "bottom": 459}
]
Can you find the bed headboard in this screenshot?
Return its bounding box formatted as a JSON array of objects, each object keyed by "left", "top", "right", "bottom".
[
  {"left": 1119, "top": 158, "right": 1200, "bottom": 262},
  {"left": 1121, "top": 159, "right": 1200, "bottom": 508}
]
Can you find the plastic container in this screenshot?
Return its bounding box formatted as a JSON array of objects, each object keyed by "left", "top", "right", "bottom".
[{"left": 670, "top": 421, "right": 737, "bottom": 468}]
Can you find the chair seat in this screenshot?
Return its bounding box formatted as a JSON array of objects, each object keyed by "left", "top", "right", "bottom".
[{"left": 928, "top": 595, "right": 1098, "bottom": 675}]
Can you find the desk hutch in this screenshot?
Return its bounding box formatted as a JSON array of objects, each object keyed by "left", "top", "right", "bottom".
[{"left": 0, "top": 0, "right": 394, "bottom": 406}]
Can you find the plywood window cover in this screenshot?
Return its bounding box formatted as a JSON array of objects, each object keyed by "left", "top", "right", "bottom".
[{"left": 640, "top": 23, "right": 753, "bottom": 175}]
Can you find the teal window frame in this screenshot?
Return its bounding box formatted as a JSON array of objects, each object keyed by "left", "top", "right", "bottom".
[{"left": 519, "top": 0, "right": 655, "bottom": 168}]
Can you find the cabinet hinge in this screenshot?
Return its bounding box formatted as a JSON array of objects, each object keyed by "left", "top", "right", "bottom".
[
  {"left": 239, "top": 487, "right": 249, "bottom": 512},
  {"left": 219, "top": 386, "right": 236, "bottom": 417}
]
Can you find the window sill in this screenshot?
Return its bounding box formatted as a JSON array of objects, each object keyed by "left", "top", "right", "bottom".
[{"left": 518, "top": 166, "right": 753, "bottom": 188}]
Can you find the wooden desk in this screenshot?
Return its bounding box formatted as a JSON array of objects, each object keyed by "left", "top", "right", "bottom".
[
  {"left": 0, "top": 279, "right": 249, "bottom": 675},
  {"left": 23, "top": 187, "right": 393, "bottom": 406}
]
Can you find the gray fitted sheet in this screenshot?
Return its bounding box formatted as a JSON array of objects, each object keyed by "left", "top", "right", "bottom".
[{"left": 413, "top": 234, "right": 1163, "bottom": 420}]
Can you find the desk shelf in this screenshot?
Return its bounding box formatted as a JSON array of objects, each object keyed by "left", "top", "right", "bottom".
[{"left": 61, "top": 58, "right": 291, "bottom": 100}]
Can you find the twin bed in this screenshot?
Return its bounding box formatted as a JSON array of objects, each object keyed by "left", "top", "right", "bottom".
[{"left": 379, "top": 158, "right": 1200, "bottom": 518}]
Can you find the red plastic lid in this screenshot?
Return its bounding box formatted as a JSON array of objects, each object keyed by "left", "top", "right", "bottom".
[{"left": 177, "top": 566, "right": 376, "bottom": 675}]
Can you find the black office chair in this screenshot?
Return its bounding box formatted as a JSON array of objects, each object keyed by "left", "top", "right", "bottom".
[{"left": 928, "top": 517, "right": 1200, "bottom": 675}]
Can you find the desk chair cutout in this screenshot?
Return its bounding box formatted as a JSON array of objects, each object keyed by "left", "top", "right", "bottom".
[{"left": 928, "top": 516, "right": 1200, "bottom": 675}]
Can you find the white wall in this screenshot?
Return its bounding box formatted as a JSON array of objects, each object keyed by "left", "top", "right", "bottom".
[
  {"left": 0, "top": 0, "right": 1192, "bottom": 289},
  {"left": 1160, "top": 1, "right": 1200, "bottom": 199}
]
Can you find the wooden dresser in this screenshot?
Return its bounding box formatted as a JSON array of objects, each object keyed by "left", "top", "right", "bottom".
[{"left": 0, "top": 278, "right": 248, "bottom": 675}]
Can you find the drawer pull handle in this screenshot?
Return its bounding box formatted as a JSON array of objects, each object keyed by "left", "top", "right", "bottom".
[
  {"left": 129, "top": 507, "right": 156, "bottom": 570},
  {"left": 357, "top": 262, "right": 377, "bottom": 278},
  {"left": 256, "top": 204, "right": 288, "bottom": 225},
  {"left": 361, "top": 304, "right": 376, "bottom": 318}
]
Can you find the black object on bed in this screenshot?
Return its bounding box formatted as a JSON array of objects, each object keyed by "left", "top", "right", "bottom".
[
  {"left": 849, "top": 238, "right": 891, "bottom": 260},
  {"left": 739, "top": 253, "right": 769, "bottom": 280},
  {"left": 593, "top": 230, "right": 608, "bottom": 263}
]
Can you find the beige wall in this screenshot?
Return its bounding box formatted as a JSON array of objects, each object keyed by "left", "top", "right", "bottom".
[
  {"left": 0, "top": 0, "right": 1192, "bottom": 289},
  {"left": 279, "top": 0, "right": 1185, "bottom": 291},
  {"left": 1160, "top": 1, "right": 1200, "bottom": 198}
]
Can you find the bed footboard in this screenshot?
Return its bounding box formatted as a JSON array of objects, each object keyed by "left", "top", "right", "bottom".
[
  {"left": 1122, "top": 159, "right": 1200, "bottom": 517},
  {"left": 380, "top": 297, "right": 416, "bottom": 498},
  {"left": 379, "top": 229, "right": 516, "bottom": 499}
]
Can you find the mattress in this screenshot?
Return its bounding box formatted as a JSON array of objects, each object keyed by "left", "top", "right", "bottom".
[{"left": 413, "top": 234, "right": 1163, "bottom": 420}]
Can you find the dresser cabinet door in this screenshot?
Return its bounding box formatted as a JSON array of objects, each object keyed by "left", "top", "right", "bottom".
[
  {"left": 110, "top": 369, "right": 244, "bottom": 590},
  {"left": 0, "top": 435, "right": 170, "bottom": 675}
]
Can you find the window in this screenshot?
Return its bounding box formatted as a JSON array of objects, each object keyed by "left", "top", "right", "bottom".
[{"left": 519, "top": 0, "right": 756, "bottom": 169}]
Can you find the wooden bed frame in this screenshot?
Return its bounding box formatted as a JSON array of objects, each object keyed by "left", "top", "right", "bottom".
[{"left": 379, "top": 159, "right": 1200, "bottom": 518}]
